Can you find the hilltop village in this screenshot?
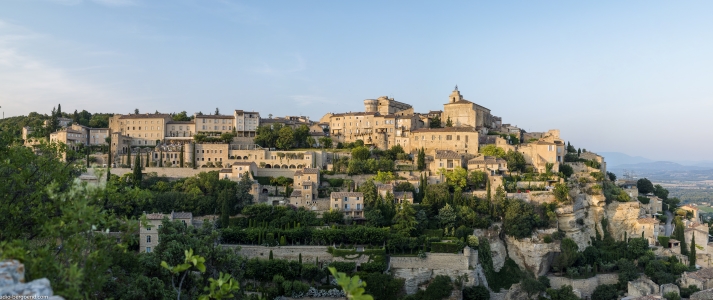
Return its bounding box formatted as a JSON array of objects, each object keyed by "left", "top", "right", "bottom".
[{"left": 6, "top": 87, "right": 713, "bottom": 300}]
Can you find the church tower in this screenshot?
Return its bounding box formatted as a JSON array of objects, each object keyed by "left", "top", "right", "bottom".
[{"left": 448, "top": 85, "right": 464, "bottom": 103}]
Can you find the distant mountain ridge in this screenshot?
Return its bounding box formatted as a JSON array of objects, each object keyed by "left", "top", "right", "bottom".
[
  {"left": 597, "top": 152, "right": 653, "bottom": 167},
  {"left": 609, "top": 161, "right": 711, "bottom": 172}
]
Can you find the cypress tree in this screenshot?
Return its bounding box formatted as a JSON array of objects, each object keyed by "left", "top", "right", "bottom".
[
  {"left": 690, "top": 232, "right": 697, "bottom": 267},
  {"left": 180, "top": 145, "right": 184, "bottom": 168},
  {"left": 159, "top": 149, "right": 163, "bottom": 167},
  {"left": 127, "top": 147, "right": 132, "bottom": 168},
  {"left": 192, "top": 142, "right": 197, "bottom": 169},
  {"left": 145, "top": 151, "right": 149, "bottom": 168},
  {"left": 106, "top": 150, "right": 112, "bottom": 182},
  {"left": 85, "top": 146, "right": 90, "bottom": 167},
  {"left": 299, "top": 253, "right": 302, "bottom": 264},
  {"left": 269, "top": 250, "right": 273, "bottom": 260},
  {"left": 133, "top": 151, "right": 142, "bottom": 187}
]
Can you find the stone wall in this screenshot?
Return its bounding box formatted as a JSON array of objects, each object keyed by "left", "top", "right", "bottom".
[
  {"left": 255, "top": 168, "right": 297, "bottom": 178},
  {"left": 225, "top": 245, "right": 370, "bottom": 265},
  {"left": 390, "top": 252, "right": 471, "bottom": 271},
  {"left": 99, "top": 167, "right": 207, "bottom": 179},
  {"left": 0, "top": 260, "right": 64, "bottom": 299},
  {"left": 547, "top": 273, "right": 618, "bottom": 298}
]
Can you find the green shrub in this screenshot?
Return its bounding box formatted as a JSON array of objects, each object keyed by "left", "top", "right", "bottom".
[
  {"left": 543, "top": 235, "right": 553, "bottom": 243},
  {"left": 638, "top": 196, "right": 651, "bottom": 204},
  {"left": 463, "top": 285, "right": 490, "bottom": 300},
  {"left": 328, "top": 261, "right": 356, "bottom": 274},
  {"left": 430, "top": 242, "right": 463, "bottom": 253},
  {"left": 591, "top": 284, "right": 617, "bottom": 300},
  {"left": 658, "top": 236, "right": 670, "bottom": 248},
  {"left": 424, "top": 229, "right": 444, "bottom": 238},
  {"left": 360, "top": 260, "right": 387, "bottom": 273}
]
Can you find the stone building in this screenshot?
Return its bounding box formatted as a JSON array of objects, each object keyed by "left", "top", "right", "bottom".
[
  {"left": 432, "top": 150, "right": 465, "bottom": 172},
  {"left": 441, "top": 87, "right": 493, "bottom": 128},
  {"left": 195, "top": 114, "right": 235, "bottom": 135},
  {"left": 410, "top": 127, "right": 480, "bottom": 155},
  {"left": 468, "top": 155, "right": 508, "bottom": 175},
  {"left": 330, "top": 192, "right": 364, "bottom": 219},
  {"left": 684, "top": 225, "right": 709, "bottom": 255},
  {"left": 109, "top": 113, "right": 172, "bottom": 147},
  {"left": 290, "top": 168, "right": 326, "bottom": 211},
  {"left": 165, "top": 120, "right": 195, "bottom": 139},
  {"left": 233, "top": 110, "right": 260, "bottom": 137},
  {"left": 88, "top": 128, "right": 110, "bottom": 145},
  {"left": 140, "top": 212, "right": 193, "bottom": 253},
  {"left": 680, "top": 267, "right": 713, "bottom": 290},
  {"left": 632, "top": 217, "right": 660, "bottom": 246},
  {"left": 680, "top": 205, "right": 700, "bottom": 221},
  {"left": 49, "top": 127, "right": 87, "bottom": 150},
  {"left": 517, "top": 139, "right": 564, "bottom": 173}
]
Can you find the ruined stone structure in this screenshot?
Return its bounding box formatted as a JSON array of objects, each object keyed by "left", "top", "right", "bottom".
[{"left": 0, "top": 260, "right": 64, "bottom": 299}]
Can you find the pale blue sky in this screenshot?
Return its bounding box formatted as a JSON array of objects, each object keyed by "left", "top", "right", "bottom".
[{"left": 1, "top": 1, "right": 712, "bottom": 161}]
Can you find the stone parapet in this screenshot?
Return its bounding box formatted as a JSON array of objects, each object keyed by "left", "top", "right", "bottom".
[{"left": 0, "top": 260, "right": 64, "bottom": 299}]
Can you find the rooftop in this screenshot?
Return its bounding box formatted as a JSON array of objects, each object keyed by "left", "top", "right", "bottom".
[
  {"left": 636, "top": 218, "right": 659, "bottom": 224},
  {"left": 195, "top": 114, "right": 235, "bottom": 119},
  {"left": 290, "top": 190, "right": 302, "bottom": 197},
  {"left": 435, "top": 150, "right": 461, "bottom": 160},
  {"left": 331, "top": 192, "right": 364, "bottom": 198},
  {"left": 412, "top": 127, "right": 477, "bottom": 133},
  {"left": 686, "top": 267, "right": 713, "bottom": 281},
  {"left": 118, "top": 113, "right": 171, "bottom": 119}
]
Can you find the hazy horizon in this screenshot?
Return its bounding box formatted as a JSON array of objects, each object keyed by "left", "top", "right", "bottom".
[{"left": 2, "top": 1, "right": 712, "bottom": 161}]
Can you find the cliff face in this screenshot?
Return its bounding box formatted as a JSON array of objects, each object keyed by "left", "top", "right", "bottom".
[{"left": 505, "top": 235, "right": 559, "bottom": 276}]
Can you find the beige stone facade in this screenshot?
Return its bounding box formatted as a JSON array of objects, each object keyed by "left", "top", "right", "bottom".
[
  {"left": 109, "top": 113, "right": 172, "bottom": 146},
  {"left": 330, "top": 192, "right": 364, "bottom": 219},
  {"left": 632, "top": 217, "right": 660, "bottom": 245},
  {"left": 441, "top": 87, "right": 492, "bottom": 128},
  {"left": 233, "top": 110, "right": 260, "bottom": 137},
  {"left": 681, "top": 268, "right": 713, "bottom": 290},
  {"left": 290, "top": 168, "right": 322, "bottom": 209},
  {"left": 410, "top": 127, "right": 479, "bottom": 155},
  {"left": 195, "top": 114, "right": 235, "bottom": 135},
  {"left": 88, "top": 128, "right": 110, "bottom": 145},
  {"left": 140, "top": 212, "right": 193, "bottom": 253},
  {"left": 468, "top": 155, "right": 507, "bottom": 175},
  {"left": 517, "top": 140, "right": 564, "bottom": 173}
]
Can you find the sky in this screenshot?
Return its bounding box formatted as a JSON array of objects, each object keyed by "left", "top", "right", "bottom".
[{"left": 1, "top": 0, "right": 712, "bottom": 161}]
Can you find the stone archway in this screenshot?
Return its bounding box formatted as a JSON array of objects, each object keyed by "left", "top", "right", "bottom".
[{"left": 264, "top": 164, "right": 272, "bottom": 168}]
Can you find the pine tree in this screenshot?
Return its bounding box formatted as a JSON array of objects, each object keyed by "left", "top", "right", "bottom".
[
  {"left": 445, "top": 116, "right": 453, "bottom": 127},
  {"left": 133, "top": 151, "right": 142, "bottom": 187},
  {"left": 690, "top": 232, "right": 697, "bottom": 267}
]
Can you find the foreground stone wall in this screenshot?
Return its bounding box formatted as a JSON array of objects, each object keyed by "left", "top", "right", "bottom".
[
  {"left": 547, "top": 273, "right": 618, "bottom": 298},
  {"left": 0, "top": 260, "right": 64, "bottom": 299},
  {"left": 105, "top": 167, "right": 207, "bottom": 179},
  {"left": 390, "top": 252, "right": 471, "bottom": 271}
]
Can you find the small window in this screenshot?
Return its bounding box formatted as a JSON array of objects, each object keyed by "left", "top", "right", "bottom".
[
  {"left": 146, "top": 247, "right": 151, "bottom": 253},
  {"left": 146, "top": 235, "right": 151, "bottom": 243}
]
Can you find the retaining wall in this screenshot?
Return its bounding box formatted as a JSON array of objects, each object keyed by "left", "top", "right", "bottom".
[
  {"left": 547, "top": 273, "right": 618, "bottom": 298},
  {"left": 224, "top": 245, "right": 370, "bottom": 265}
]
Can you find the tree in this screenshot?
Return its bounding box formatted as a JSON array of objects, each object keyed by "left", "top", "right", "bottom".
[
  {"left": 637, "top": 178, "right": 655, "bottom": 194},
  {"left": 468, "top": 170, "right": 487, "bottom": 189},
  {"left": 351, "top": 146, "right": 370, "bottom": 161},
  {"left": 440, "top": 167, "right": 468, "bottom": 189},
  {"left": 294, "top": 124, "right": 310, "bottom": 148},
  {"left": 417, "top": 147, "right": 426, "bottom": 171},
  {"left": 306, "top": 136, "right": 316, "bottom": 148},
  {"left": 445, "top": 116, "right": 453, "bottom": 127},
  {"left": 430, "top": 115, "right": 441, "bottom": 128},
  {"left": 437, "top": 203, "right": 457, "bottom": 230},
  {"left": 134, "top": 108, "right": 139, "bottom": 114},
  {"left": 393, "top": 201, "right": 417, "bottom": 236},
  {"left": 479, "top": 145, "right": 506, "bottom": 158},
  {"left": 654, "top": 184, "right": 669, "bottom": 200},
  {"left": 275, "top": 126, "right": 295, "bottom": 150},
  {"left": 545, "top": 285, "right": 579, "bottom": 300},
  {"left": 673, "top": 217, "right": 688, "bottom": 255},
  {"left": 318, "top": 136, "right": 333, "bottom": 149},
  {"left": 374, "top": 171, "right": 396, "bottom": 183},
  {"left": 553, "top": 183, "right": 570, "bottom": 203},
  {"left": 463, "top": 285, "right": 490, "bottom": 300},
  {"left": 180, "top": 145, "right": 184, "bottom": 168},
  {"left": 591, "top": 284, "right": 617, "bottom": 300},
  {"left": 328, "top": 267, "right": 374, "bottom": 300},
  {"left": 145, "top": 151, "right": 149, "bottom": 168},
  {"left": 214, "top": 107, "right": 220, "bottom": 115},
  {"left": 690, "top": 232, "right": 697, "bottom": 267},
  {"left": 173, "top": 111, "right": 191, "bottom": 121},
  {"left": 133, "top": 151, "right": 142, "bottom": 187},
  {"left": 606, "top": 172, "right": 617, "bottom": 182},
  {"left": 56, "top": 103, "right": 62, "bottom": 116},
  {"left": 504, "top": 150, "right": 526, "bottom": 173}
]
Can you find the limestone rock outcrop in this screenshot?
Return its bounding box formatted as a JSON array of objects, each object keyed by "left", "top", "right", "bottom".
[
  {"left": 505, "top": 235, "right": 559, "bottom": 276},
  {"left": 627, "top": 276, "right": 659, "bottom": 298},
  {"left": 0, "top": 260, "right": 64, "bottom": 299},
  {"left": 659, "top": 283, "right": 679, "bottom": 297}
]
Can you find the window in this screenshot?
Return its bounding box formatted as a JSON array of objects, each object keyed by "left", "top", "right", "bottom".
[
  {"left": 344, "top": 197, "right": 348, "bottom": 201},
  {"left": 158, "top": 225, "right": 162, "bottom": 229},
  {"left": 146, "top": 235, "right": 151, "bottom": 243},
  {"left": 446, "top": 135, "right": 452, "bottom": 140},
  {"left": 146, "top": 247, "right": 151, "bottom": 253},
  {"left": 147, "top": 226, "right": 151, "bottom": 231}
]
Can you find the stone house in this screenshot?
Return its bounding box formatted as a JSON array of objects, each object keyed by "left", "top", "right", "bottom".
[
  {"left": 140, "top": 212, "right": 193, "bottom": 253},
  {"left": 441, "top": 87, "right": 493, "bottom": 128},
  {"left": 680, "top": 205, "right": 700, "bottom": 221},
  {"left": 432, "top": 150, "right": 465, "bottom": 173},
  {"left": 330, "top": 192, "right": 364, "bottom": 219},
  {"left": 376, "top": 184, "right": 414, "bottom": 204},
  {"left": 684, "top": 226, "right": 709, "bottom": 255},
  {"left": 467, "top": 155, "right": 508, "bottom": 175},
  {"left": 194, "top": 114, "right": 235, "bottom": 135},
  {"left": 109, "top": 113, "right": 172, "bottom": 147},
  {"left": 516, "top": 140, "right": 563, "bottom": 173},
  {"left": 680, "top": 267, "right": 713, "bottom": 290},
  {"left": 290, "top": 168, "right": 320, "bottom": 203},
  {"left": 410, "top": 127, "right": 480, "bottom": 156},
  {"left": 632, "top": 217, "right": 660, "bottom": 246},
  {"left": 233, "top": 110, "right": 260, "bottom": 137}
]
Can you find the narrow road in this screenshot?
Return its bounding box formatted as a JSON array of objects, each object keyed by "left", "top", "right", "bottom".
[{"left": 664, "top": 210, "right": 673, "bottom": 236}]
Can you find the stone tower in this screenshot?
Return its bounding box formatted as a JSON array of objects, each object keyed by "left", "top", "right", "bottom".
[
  {"left": 364, "top": 99, "right": 378, "bottom": 113},
  {"left": 449, "top": 85, "right": 464, "bottom": 103}
]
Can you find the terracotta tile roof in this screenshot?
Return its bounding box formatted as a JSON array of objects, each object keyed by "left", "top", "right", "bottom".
[
  {"left": 394, "top": 191, "right": 413, "bottom": 199},
  {"left": 294, "top": 170, "right": 303, "bottom": 176},
  {"left": 376, "top": 184, "right": 393, "bottom": 190},
  {"left": 668, "top": 239, "right": 680, "bottom": 243},
  {"left": 232, "top": 162, "right": 255, "bottom": 166},
  {"left": 290, "top": 190, "right": 302, "bottom": 197},
  {"left": 146, "top": 213, "right": 165, "bottom": 220},
  {"left": 632, "top": 295, "right": 662, "bottom": 300},
  {"left": 330, "top": 192, "right": 363, "bottom": 198},
  {"left": 412, "top": 127, "right": 477, "bottom": 133},
  {"left": 303, "top": 168, "right": 319, "bottom": 174},
  {"left": 172, "top": 212, "right": 192, "bottom": 219},
  {"left": 195, "top": 115, "right": 235, "bottom": 119},
  {"left": 234, "top": 110, "right": 259, "bottom": 114},
  {"left": 119, "top": 113, "right": 171, "bottom": 119},
  {"left": 468, "top": 156, "right": 505, "bottom": 165},
  {"left": 219, "top": 168, "right": 232, "bottom": 173},
  {"left": 167, "top": 121, "right": 194, "bottom": 124},
  {"left": 685, "top": 227, "right": 708, "bottom": 234},
  {"left": 302, "top": 181, "right": 313, "bottom": 186},
  {"left": 681, "top": 205, "right": 700, "bottom": 211},
  {"left": 435, "top": 150, "right": 461, "bottom": 160},
  {"left": 686, "top": 267, "right": 713, "bottom": 281},
  {"left": 445, "top": 99, "right": 474, "bottom": 105},
  {"left": 330, "top": 112, "right": 378, "bottom": 117}
]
